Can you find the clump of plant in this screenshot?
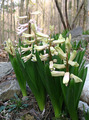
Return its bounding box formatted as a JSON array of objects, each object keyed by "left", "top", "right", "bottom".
[
  {"left": 83, "top": 30, "right": 89, "bottom": 35},
  {"left": 83, "top": 106, "right": 89, "bottom": 120},
  {"left": 72, "top": 40, "right": 88, "bottom": 50},
  {"left": 5, "top": 14, "right": 87, "bottom": 119},
  {"left": 6, "top": 94, "right": 29, "bottom": 112},
  {"left": 0, "top": 94, "right": 29, "bottom": 120}
]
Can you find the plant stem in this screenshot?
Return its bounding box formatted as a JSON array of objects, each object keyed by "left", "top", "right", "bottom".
[
  {"left": 66, "top": 52, "right": 69, "bottom": 72},
  {"left": 49, "top": 35, "right": 52, "bottom": 61}
]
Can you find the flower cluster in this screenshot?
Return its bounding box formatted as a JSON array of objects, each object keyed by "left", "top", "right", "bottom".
[
  {"left": 5, "top": 39, "right": 15, "bottom": 56},
  {"left": 18, "top": 21, "right": 82, "bottom": 86}
]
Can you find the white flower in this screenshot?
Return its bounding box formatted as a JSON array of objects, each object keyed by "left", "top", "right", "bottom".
[
  {"left": 31, "top": 54, "right": 37, "bottom": 62},
  {"left": 55, "top": 46, "right": 66, "bottom": 60},
  {"left": 5, "top": 39, "right": 15, "bottom": 56},
  {"left": 53, "top": 39, "right": 65, "bottom": 44},
  {"left": 53, "top": 64, "right": 65, "bottom": 69},
  {"left": 31, "top": 23, "right": 37, "bottom": 33},
  {"left": 36, "top": 32, "right": 49, "bottom": 38},
  {"left": 70, "top": 74, "right": 82, "bottom": 83},
  {"left": 51, "top": 71, "right": 65, "bottom": 77},
  {"left": 50, "top": 47, "right": 58, "bottom": 56},
  {"left": 63, "top": 72, "right": 70, "bottom": 86},
  {"left": 22, "top": 53, "right": 32, "bottom": 62},
  {"left": 40, "top": 54, "right": 49, "bottom": 61},
  {"left": 69, "top": 50, "right": 77, "bottom": 61},
  {"left": 23, "top": 39, "right": 35, "bottom": 45},
  {"left": 34, "top": 45, "right": 49, "bottom": 51},
  {"left": 68, "top": 60, "right": 79, "bottom": 67},
  {"left": 22, "top": 33, "right": 34, "bottom": 38},
  {"left": 49, "top": 61, "right": 54, "bottom": 70},
  {"left": 21, "top": 47, "right": 32, "bottom": 54}
]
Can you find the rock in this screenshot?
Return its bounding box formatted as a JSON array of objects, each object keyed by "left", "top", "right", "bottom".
[
  {"left": 78, "top": 101, "right": 89, "bottom": 112},
  {"left": 0, "top": 62, "right": 13, "bottom": 80},
  {"left": 80, "top": 64, "right": 89, "bottom": 105},
  {"left": 67, "top": 26, "right": 83, "bottom": 38},
  {"left": 72, "top": 35, "right": 89, "bottom": 42},
  {"left": 0, "top": 80, "right": 21, "bottom": 101},
  {"left": 78, "top": 101, "right": 89, "bottom": 120}
]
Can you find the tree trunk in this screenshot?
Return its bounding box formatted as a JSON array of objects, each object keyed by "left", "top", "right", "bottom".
[
  {"left": 2, "top": 0, "right": 5, "bottom": 42},
  {"left": 83, "top": 0, "right": 86, "bottom": 30},
  {"left": 86, "top": 0, "right": 89, "bottom": 30},
  {"left": 65, "top": 0, "right": 71, "bottom": 30},
  {"left": 54, "top": 0, "right": 67, "bottom": 30},
  {"left": 71, "top": 0, "right": 85, "bottom": 28},
  {"left": 10, "top": 0, "right": 13, "bottom": 39}
]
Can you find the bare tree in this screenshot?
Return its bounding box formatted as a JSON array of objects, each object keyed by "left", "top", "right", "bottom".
[
  {"left": 86, "top": 0, "right": 89, "bottom": 30},
  {"left": 65, "top": 0, "right": 71, "bottom": 29},
  {"left": 54, "top": 0, "right": 67, "bottom": 30},
  {"left": 71, "top": 0, "right": 85, "bottom": 28},
  {"left": 2, "top": 0, "right": 5, "bottom": 42}
]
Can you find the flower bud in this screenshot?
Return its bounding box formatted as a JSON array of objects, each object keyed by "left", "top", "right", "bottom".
[
  {"left": 50, "top": 47, "right": 58, "bottom": 56},
  {"left": 55, "top": 46, "right": 66, "bottom": 60},
  {"left": 49, "top": 61, "right": 54, "bottom": 70},
  {"left": 65, "top": 37, "right": 72, "bottom": 53},
  {"left": 23, "top": 39, "right": 35, "bottom": 45},
  {"left": 22, "top": 33, "right": 34, "bottom": 38},
  {"left": 5, "top": 39, "right": 15, "bottom": 56},
  {"left": 22, "top": 53, "right": 32, "bottom": 62},
  {"left": 53, "top": 64, "right": 65, "bottom": 69},
  {"left": 31, "top": 23, "right": 37, "bottom": 33},
  {"left": 69, "top": 50, "right": 77, "bottom": 61},
  {"left": 52, "top": 39, "right": 65, "bottom": 44},
  {"left": 34, "top": 45, "right": 49, "bottom": 51},
  {"left": 63, "top": 72, "right": 70, "bottom": 86},
  {"left": 36, "top": 32, "right": 49, "bottom": 38},
  {"left": 40, "top": 54, "right": 49, "bottom": 61},
  {"left": 31, "top": 54, "right": 37, "bottom": 62},
  {"left": 51, "top": 71, "right": 65, "bottom": 77},
  {"left": 68, "top": 60, "right": 79, "bottom": 67},
  {"left": 21, "top": 47, "right": 32, "bottom": 54},
  {"left": 70, "top": 74, "right": 82, "bottom": 83}
]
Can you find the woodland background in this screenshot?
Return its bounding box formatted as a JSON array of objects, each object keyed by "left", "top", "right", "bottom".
[{"left": 0, "top": 0, "right": 89, "bottom": 44}]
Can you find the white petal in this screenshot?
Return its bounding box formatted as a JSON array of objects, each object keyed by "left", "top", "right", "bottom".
[
  {"left": 36, "top": 32, "right": 49, "bottom": 38},
  {"left": 22, "top": 33, "right": 34, "bottom": 38},
  {"left": 69, "top": 50, "right": 77, "bottom": 61},
  {"left": 49, "top": 61, "right": 53, "bottom": 69},
  {"left": 53, "top": 64, "right": 65, "bottom": 69},
  {"left": 68, "top": 60, "right": 79, "bottom": 67},
  {"left": 63, "top": 72, "right": 70, "bottom": 86},
  {"left": 51, "top": 71, "right": 65, "bottom": 77},
  {"left": 70, "top": 74, "right": 82, "bottom": 83},
  {"left": 34, "top": 45, "right": 49, "bottom": 51}
]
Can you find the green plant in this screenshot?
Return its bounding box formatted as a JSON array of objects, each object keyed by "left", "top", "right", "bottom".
[
  {"left": 72, "top": 40, "right": 87, "bottom": 50},
  {"left": 61, "top": 29, "right": 69, "bottom": 38},
  {"left": 0, "top": 106, "right": 6, "bottom": 113},
  {"left": 72, "top": 41, "right": 81, "bottom": 50},
  {"left": 6, "top": 94, "right": 29, "bottom": 112},
  {"left": 83, "top": 106, "right": 89, "bottom": 120},
  {"left": 5, "top": 16, "right": 87, "bottom": 119},
  {"left": 83, "top": 30, "right": 89, "bottom": 35}
]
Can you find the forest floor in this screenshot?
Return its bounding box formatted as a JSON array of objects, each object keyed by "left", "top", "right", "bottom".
[{"left": 0, "top": 46, "right": 89, "bottom": 120}]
